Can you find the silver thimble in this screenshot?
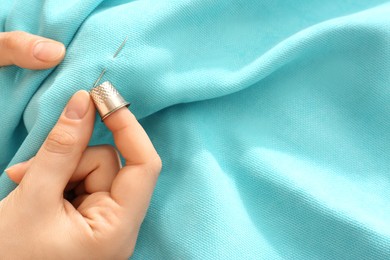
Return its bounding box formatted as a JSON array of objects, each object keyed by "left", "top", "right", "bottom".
[{"left": 90, "top": 81, "right": 130, "bottom": 121}]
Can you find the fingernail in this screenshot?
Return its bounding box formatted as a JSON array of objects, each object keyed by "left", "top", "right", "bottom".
[
  {"left": 5, "top": 161, "right": 25, "bottom": 175},
  {"left": 33, "top": 41, "right": 65, "bottom": 62},
  {"left": 65, "top": 91, "right": 90, "bottom": 120}
]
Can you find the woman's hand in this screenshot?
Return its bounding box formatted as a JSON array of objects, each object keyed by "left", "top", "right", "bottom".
[
  {"left": 0, "top": 31, "right": 65, "bottom": 69},
  {"left": 0, "top": 31, "right": 162, "bottom": 259},
  {"left": 7, "top": 145, "right": 124, "bottom": 207},
  {"left": 1, "top": 91, "right": 162, "bottom": 259}
]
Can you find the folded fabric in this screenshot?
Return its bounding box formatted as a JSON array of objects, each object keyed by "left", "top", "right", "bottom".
[{"left": 1, "top": 0, "right": 390, "bottom": 259}]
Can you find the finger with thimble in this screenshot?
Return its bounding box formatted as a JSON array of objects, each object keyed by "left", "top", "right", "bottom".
[{"left": 89, "top": 81, "right": 130, "bottom": 121}]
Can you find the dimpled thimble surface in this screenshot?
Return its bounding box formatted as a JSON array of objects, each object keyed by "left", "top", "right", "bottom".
[{"left": 90, "top": 81, "right": 130, "bottom": 121}]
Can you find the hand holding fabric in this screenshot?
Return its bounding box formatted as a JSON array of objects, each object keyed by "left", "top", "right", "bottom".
[
  {"left": 0, "top": 31, "right": 65, "bottom": 69},
  {"left": 1, "top": 90, "right": 161, "bottom": 259},
  {"left": 0, "top": 31, "right": 161, "bottom": 259}
]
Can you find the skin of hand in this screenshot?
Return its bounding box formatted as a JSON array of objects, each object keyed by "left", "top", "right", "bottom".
[
  {"left": 0, "top": 31, "right": 162, "bottom": 259},
  {"left": 0, "top": 31, "right": 66, "bottom": 69}
]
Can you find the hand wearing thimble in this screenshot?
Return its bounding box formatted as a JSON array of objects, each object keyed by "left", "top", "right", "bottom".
[{"left": 0, "top": 31, "right": 162, "bottom": 259}]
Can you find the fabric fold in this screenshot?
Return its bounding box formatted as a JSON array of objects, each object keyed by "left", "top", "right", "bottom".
[{"left": 1, "top": 0, "right": 390, "bottom": 259}]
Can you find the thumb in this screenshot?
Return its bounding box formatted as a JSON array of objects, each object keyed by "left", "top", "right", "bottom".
[{"left": 19, "top": 90, "right": 95, "bottom": 204}]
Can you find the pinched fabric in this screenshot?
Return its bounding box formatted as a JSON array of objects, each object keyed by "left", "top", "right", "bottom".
[{"left": 1, "top": 1, "right": 390, "bottom": 259}]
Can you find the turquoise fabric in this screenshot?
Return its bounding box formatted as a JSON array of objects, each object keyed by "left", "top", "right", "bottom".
[{"left": 1, "top": 0, "right": 390, "bottom": 258}]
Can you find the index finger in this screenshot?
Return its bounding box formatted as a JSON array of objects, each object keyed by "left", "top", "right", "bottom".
[
  {"left": 0, "top": 31, "right": 65, "bottom": 69},
  {"left": 104, "top": 107, "right": 161, "bottom": 221}
]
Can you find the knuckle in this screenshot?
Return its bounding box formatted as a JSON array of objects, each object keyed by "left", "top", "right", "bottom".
[
  {"left": 44, "top": 127, "right": 78, "bottom": 155},
  {"left": 99, "top": 144, "right": 121, "bottom": 165},
  {"left": 2, "top": 31, "right": 28, "bottom": 50},
  {"left": 147, "top": 154, "right": 162, "bottom": 177},
  {"left": 100, "top": 144, "right": 118, "bottom": 158}
]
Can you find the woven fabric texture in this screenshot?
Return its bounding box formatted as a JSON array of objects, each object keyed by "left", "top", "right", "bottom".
[{"left": 1, "top": 0, "right": 390, "bottom": 259}]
